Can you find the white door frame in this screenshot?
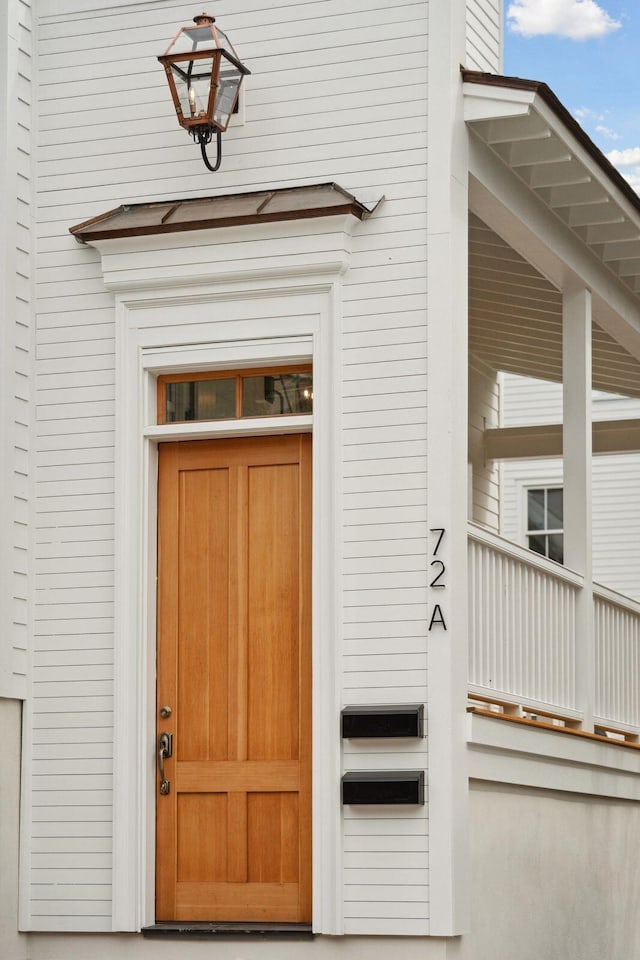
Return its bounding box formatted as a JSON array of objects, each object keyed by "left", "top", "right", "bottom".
[{"left": 110, "top": 278, "right": 344, "bottom": 934}]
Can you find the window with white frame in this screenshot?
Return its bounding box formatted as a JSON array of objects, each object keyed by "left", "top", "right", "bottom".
[{"left": 526, "top": 487, "right": 563, "bottom": 564}]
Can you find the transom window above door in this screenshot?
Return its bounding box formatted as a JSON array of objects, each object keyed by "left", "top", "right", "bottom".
[{"left": 158, "top": 366, "right": 312, "bottom": 424}]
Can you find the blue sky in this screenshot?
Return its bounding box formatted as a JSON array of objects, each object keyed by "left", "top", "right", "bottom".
[{"left": 503, "top": 0, "right": 640, "bottom": 189}]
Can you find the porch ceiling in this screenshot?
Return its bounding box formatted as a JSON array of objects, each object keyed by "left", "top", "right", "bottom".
[
  {"left": 469, "top": 214, "right": 640, "bottom": 398},
  {"left": 464, "top": 72, "right": 640, "bottom": 300}
]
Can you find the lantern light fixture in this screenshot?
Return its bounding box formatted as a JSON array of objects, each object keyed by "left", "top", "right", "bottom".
[{"left": 158, "top": 12, "right": 250, "bottom": 172}]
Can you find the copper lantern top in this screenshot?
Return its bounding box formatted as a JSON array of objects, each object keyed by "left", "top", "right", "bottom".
[{"left": 160, "top": 11, "right": 242, "bottom": 65}]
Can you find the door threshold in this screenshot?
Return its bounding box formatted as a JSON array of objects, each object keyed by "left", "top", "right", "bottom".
[{"left": 142, "top": 922, "right": 314, "bottom": 940}]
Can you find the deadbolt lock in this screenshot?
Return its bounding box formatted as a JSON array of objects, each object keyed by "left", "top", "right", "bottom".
[{"left": 159, "top": 705, "right": 172, "bottom": 719}]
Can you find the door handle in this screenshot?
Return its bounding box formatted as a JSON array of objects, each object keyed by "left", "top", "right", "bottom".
[{"left": 158, "top": 732, "right": 173, "bottom": 796}]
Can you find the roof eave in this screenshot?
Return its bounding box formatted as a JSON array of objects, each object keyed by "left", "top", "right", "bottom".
[
  {"left": 463, "top": 70, "right": 640, "bottom": 303},
  {"left": 463, "top": 70, "right": 640, "bottom": 219}
]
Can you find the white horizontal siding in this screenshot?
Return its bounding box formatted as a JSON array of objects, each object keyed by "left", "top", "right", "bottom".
[
  {"left": 592, "top": 456, "right": 640, "bottom": 599},
  {"left": 343, "top": 797, "right": 429, "bottom": 929},
  {"left": 501, "top": 374, "right": 640, "bottom": 600},
  {"left": 502, "top": 373, "right": 562, "bottom": 427},
  {"left": 340, "top": 28, "right": 428, "bottom": 922},
  {"left": 465, "top": 0, "right": 501, "bottom": 73},
  {"left": 28, "top": 0, "right": 430, "bottom": 935}
]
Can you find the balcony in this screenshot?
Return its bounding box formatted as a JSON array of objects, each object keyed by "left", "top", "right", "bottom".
[{"left": 468, "top": 522, "right": 640, "bottom": 740}]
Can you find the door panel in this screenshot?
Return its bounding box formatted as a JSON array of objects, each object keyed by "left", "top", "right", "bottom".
[
  {"left": 247, "top": 462, "right": 299, "bottom": 762},
  {"left": 177, "top": 467, "right": 230, "bottom": 763},
  {"left": 156, "top": 435, "right": 311, "bottom": 922}
]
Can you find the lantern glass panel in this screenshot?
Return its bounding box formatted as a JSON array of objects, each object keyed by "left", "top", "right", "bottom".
[
  {"left": 171, "top": 58, "right": 216, "bottom": 121},
  {"left": 214, "top": 59, "right": 242, "bottom": 129},
  {"left": 214, "top": 27, "right": 240, "bottom": 59},
  {"left": 169, "top": 24, "right": 218, "bottom": 55}
]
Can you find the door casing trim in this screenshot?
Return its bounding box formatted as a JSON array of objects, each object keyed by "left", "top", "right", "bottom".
[{"left": 112, "top": 279, "right": 343, "bottom": 934}]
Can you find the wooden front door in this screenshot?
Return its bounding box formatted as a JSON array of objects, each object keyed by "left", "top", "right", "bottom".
[{"left": 156, "top": 434, "right": 312, "bottom": 922}]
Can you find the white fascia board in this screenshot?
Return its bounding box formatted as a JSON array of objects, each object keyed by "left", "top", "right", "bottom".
[
  {"left": 463, "top": 82, "right": 534, "bottom": 123},
  {"left": 468, "top": 138, "right": 640, "bottom": 361},
  {"left": 468, "top": 712, "right": 640, "bottom": 800}
]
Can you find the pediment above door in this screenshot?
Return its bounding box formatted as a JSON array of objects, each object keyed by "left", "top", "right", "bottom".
[{"left": 68, "top": 182, "right": 382, "bottom": 291}]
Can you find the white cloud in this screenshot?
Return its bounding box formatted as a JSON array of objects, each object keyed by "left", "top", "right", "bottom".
[
  {"left": 606, "top": 150, "right": 640, "bottom": 194},
  {"left": 596, "top": 124, "right": 620, "bottom": 141},
  {"left": 574, "top": 106, "right": 605, "bottom": 122},
  {"left": 507, "top": 0, "right": 622, "bottom": 40},
  {"left": 606, "top": 147, "right": 640, "bottom": 168},
  {"left": 573, "top": 107, "right": 620, "bottom": 142}
]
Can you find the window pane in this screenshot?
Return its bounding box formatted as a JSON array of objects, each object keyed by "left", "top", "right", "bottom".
[
  {"left": 242, "top": 373, "right": 313, "bottom": 417},
  {"left": 527, "top": 490, "right": 545, "bottom": 531},
  {"left": 528, "top": 534, "right": 546, "bottom": 557},
  {"left": 165, "top": 379, "right": 236, "bottom": 422},
  {"left": 547, "top": 488, "right": 563, "bottom": 530},
  {"left": 548, "top": 534, "right": 564, "bottom": 565}
]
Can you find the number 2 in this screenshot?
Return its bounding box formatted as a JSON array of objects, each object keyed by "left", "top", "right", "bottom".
[{"left": 430, "top": 560, "right": 445, "bottom": 588}]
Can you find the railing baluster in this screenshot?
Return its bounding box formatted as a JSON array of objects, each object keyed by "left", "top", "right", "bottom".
[
  {"left": 593, "top": 589, "right": 640, "bottom": 730},
  {"left": 468, "top": 523, "right": 582, "bottom": 715},
  {"left": 468, "top": 523, "right": 640, "bottom": 738}
]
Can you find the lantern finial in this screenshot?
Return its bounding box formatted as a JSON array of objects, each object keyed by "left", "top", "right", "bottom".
[{"left": 193, "top": 12, "right": 215, "bottom": 24}]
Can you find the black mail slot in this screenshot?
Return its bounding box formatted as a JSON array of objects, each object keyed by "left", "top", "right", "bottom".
[
  {"left": 341, "top": 770, "right": 425, "bottom": 805},
  {"left": 341, "top": 704, "right": 424, "bottom": 739}
]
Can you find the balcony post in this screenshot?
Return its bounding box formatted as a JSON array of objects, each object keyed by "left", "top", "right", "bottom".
[{"left": 562, "top": 284, "right": 594, "bottom": 730}]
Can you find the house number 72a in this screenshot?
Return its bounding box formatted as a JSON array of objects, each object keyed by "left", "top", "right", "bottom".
[{"left": 429, "top": 528, "right": 447, "bottom": 631}]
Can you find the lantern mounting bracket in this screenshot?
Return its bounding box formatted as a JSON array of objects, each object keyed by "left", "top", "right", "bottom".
[{"left": 191, "top": 125, "right": 222, "bottom": 173}]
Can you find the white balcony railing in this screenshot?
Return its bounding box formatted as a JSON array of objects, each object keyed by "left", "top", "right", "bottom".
[
  {"left": 468, "top": 523, "right": 582, "bottom": 714},
  {"left": 594, "top": 585, "right": 640, "bottom": 731},
  {"left": 469, "top": 524, "right": 640, "bottom": 734}
]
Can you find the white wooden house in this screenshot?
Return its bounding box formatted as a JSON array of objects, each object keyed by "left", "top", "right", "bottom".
[
  {"left": 500, "top": 373, "right": 640, "bottom": 601},
  {"left": 2, "top": 1, "right": 640, "bottom": 958}
]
